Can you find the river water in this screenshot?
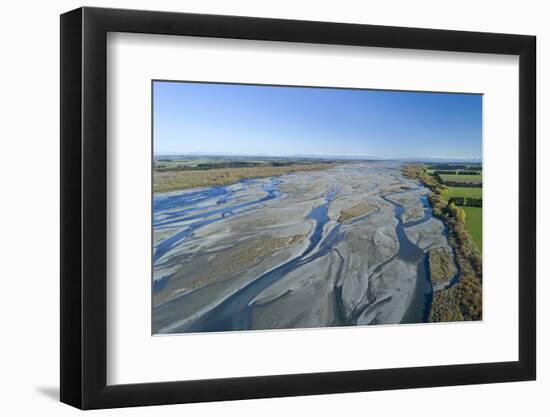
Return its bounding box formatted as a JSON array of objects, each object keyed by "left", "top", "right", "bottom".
[
  {"left": 154, "top": 178, "right": 282, "bottom": 264},
  {"left": 382, "top": 191, "right": 432, "bottom": 323},
  {"left": 153, "top": 171, "right": 456, "bottom": 332},
  {"left": 186, "top": 188, "right": 340, "bottom": 332}
]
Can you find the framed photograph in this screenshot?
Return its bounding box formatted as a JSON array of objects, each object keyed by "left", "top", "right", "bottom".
[{"left": 60, "top": 7, "right": 536, "bottom": 409}]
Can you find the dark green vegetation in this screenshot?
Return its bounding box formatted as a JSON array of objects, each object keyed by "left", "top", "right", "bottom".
[
  {"left": 428, "top": 162, "right": 482, "bottom": 186},
  {"left": 441, "top": 186, "right": 483, "bottom": 247},
  {"left": 433, "top": 170, "right": 481, "bottom": 175},
  {"left": 403, "top": 164, "right": 482, "bottom": 322},
  {"left": 423, "top": 164, "right": 483, "bottom": 252},
  {"left": 427, "top": 163, "right": 482, "bottom": 171}
]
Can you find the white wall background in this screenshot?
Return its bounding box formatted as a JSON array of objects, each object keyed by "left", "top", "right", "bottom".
[{"left": 0, "top": 0, "right": 546, "bottom": 415}]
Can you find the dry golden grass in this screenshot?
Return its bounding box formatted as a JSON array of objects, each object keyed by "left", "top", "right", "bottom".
[
  {"left": 429, "top": 274, "right": 482, "bottom": 322},
  {"left": 337, "top": 202, "right": 375, "bottom": 223},
  {"left": 167, "top": 234, "right": 306, "bottom": 298},
  {"left": 428, "top": 248, "right": 456, "bottom": 286},
  {"left": 153, "top": 163, "right": 336, "bottom": 193}
]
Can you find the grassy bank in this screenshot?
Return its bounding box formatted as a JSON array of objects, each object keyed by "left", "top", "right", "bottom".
[
  {"left": 403, "top": 165, "right": 482, "bottom": 322},
  {"left": 463, "top": 206, "right": 482, "bottom": 252},
  {"left": 441, "top": 187, "right": 482, "bottom": 253},
  {"left": 154, "top": 162, "right": 337, "bottom": 193}
]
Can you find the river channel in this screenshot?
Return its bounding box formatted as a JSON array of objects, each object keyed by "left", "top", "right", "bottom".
[{"left": 152, "top": 166, "right": 457, "bottom": 333}]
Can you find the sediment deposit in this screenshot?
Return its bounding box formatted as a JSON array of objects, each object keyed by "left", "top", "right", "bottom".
[{"left": 152, "top": 162, "right": 464, "bottom": 334}]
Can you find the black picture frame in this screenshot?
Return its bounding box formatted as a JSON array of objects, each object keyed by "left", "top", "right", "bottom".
[{"left": 60, "top": 6, "right": 536, "bottom": 410}]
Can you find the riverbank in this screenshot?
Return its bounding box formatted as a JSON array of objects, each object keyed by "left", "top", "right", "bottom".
[
  {"left": 403, "top": 165, "right": 482, "bottom": 322},
  {"left": 153, "top": 162, "right": 338, "bottom": 193}
]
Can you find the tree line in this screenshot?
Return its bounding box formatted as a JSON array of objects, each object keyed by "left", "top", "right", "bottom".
[
  {"left": 433, "top": 173, "right": 482, "bottom": 188},
  {"left": 403, "top": 165, "right": 482, "bottom": 275},
  {"left": 434, "top": 170, "right": 481, "bottom": 175},
  {"left": 448, "top": 197, "right": 482, "bottom": 207}
]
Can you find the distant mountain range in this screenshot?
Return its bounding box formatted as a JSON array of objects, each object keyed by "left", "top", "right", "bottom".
[{"left": 154, "top": 152, "right": 481, "bottom": 164}]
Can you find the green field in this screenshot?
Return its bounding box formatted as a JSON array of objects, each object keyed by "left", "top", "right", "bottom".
[
  {"left": 439, "top": 173, "right": 482, "bottom": 183},
  {"left": 441, "top": 186, "right": 482, "bottom": 200},
  {"left": 463, "top": 206, "right": 482, "bottom": 253},
  {"left": 437, "top": 182, "right": 482, "bottom": 253}
]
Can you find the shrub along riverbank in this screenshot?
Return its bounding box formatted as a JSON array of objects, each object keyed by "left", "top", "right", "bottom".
[{"left": 403, "top": 165, "right": 482, "bottom": 322}]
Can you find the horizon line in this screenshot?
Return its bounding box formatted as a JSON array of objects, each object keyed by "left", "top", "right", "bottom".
[{"left": 153, "top": 152, "right": 482, "bottom": 161}]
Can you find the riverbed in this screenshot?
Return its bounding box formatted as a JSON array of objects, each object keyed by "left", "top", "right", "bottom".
[{"left": 152, "top": 162, "right": 457, "bottom": 334}]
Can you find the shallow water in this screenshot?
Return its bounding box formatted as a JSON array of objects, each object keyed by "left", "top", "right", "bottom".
[
  {"left": 153, "top": 166, "right": 456, "bottom": 332},
  {"left": 381, "top": 192, "right": 433, "bottom": 323},
  {"left": 153, "top": 178, "right": 282, "bottom": 264},
  {"left": 185, "top": 188, "right": 341, "bottom": 333}
]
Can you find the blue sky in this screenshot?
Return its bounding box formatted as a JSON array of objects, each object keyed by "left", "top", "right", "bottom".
[{"left": 153, "top": 81, "right": 482, "bottom": 160}]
